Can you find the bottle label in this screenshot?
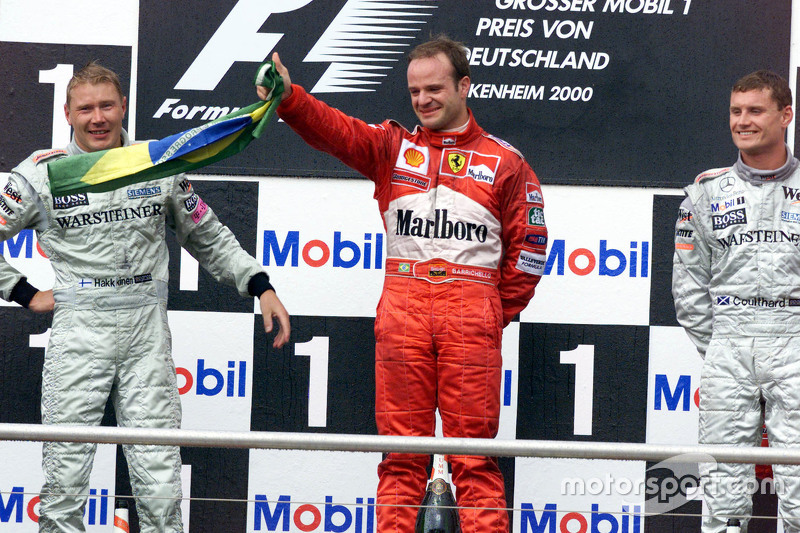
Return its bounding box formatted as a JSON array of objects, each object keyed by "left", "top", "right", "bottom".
[{"left": 431, "top": 478, "right": 448, "bottom": 496}]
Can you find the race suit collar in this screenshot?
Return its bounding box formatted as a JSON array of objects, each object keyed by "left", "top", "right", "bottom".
[
  {"left": 421, "top": 109, "right": 483, "bottom": 147},
  {"left": 734, "top": 144, "right": 799, "bottom": 184},
  {"left": 66, "top": 129, "right": 131, "bottom": 156}
]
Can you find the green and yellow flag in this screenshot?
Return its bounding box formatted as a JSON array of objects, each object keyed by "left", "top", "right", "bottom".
[{"left": 48, "top": 61, "right": 283, "bottom": 196}]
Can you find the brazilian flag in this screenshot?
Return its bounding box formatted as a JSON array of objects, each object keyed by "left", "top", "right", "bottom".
[{"left": 48, "top": 61, "right": 283, "bottom": 196}]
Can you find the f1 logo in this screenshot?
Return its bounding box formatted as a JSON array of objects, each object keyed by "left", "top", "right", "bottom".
[{"left": 175, "top": 0, "right": 313, "bottom": 91}]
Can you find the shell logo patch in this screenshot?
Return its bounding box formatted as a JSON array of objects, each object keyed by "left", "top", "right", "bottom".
[
  {"left": 404, "top": 148, "right": 425, "bottom": 168},
  {"left": 395, "top": 140, "right": 430, "bottom": 174}
]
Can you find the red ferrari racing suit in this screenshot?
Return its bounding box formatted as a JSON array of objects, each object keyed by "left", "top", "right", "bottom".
[{"left": 278, "top": 85, "right": 547, "bottom": 533}]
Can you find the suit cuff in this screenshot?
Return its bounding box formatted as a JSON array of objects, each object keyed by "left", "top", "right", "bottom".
[
  {"left": 10, "top": 278, "right": 39, "bottom": 308},
  {"left": 248, "top": 272, "right": 275, "bottom": 298}
]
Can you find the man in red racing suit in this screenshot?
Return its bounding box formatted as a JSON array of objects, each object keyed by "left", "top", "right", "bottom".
[{"left": 263, "top": 37, "right": 547, "bottom": 533}]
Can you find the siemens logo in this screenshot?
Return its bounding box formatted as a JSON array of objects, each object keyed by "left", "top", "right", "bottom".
[{"left": 263, "top": 231, "right": 384, "bottom": 269}]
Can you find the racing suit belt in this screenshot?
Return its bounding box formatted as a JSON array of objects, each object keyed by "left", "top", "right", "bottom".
[
  {"left": 384, "top": 258, "right": 498, "bottom": 285},
  {"left": 53, "top": 279, "right": 168, "bottom": 309}
]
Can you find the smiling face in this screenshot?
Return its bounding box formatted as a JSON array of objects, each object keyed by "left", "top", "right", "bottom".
[
  {"left": 64, "top": 81, "right": 127, "bottom": 153},
  {"left": 729, "top": 88, "right": 793, "bottom": 169},
  {"left": 407, "top": 52, "right": 470, "bottom": 131}
]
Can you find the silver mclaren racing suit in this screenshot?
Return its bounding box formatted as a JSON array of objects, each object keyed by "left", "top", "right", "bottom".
[
  {"left": 0, "top": 131, "right": 272, "bottom": 532},
  {"left": 673, "top": 147, "right": 800, "bottom": 532}
]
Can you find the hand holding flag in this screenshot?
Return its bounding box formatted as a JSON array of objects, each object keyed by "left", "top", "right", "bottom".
[{"left": 48, "top": 61, "right": 284, "bottom": 196}]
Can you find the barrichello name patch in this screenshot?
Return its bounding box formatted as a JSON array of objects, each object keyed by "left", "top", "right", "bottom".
[
  {"left": 396, "top": 209, "right": 488, "bottom": 242},
  {"left": 516, "top": 250, "right": 546, "bottom": 275},
  {"left": 711, "top": 207, "right": 746, "bottom": 230},
  {"left": 53, "top": 193, "right": 89, "bottom": 210},
  {"left": 56, "top": 204, "right": 163, "bottom": 228},
  {"left": 127, "top": 186, "right": 162, "bottom": 199}
]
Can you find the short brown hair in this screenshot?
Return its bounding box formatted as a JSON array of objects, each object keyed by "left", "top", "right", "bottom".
[
  {"left": 407, "top": 35, "right": 470, "bottom": 86},
  {"left": 66, "top": 61, "right": 124, "bottom": 106},
  {"left": 732, "top": 70, "right": 792, "bottom": 110}
]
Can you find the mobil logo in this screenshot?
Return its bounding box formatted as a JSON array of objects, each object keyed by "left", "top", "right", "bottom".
[
  {"left": 521, "top": 503, "right": 642, "bottom": 533},
  {"left": 544, "top": 240, "right": 649, "bottom": 277},
  {"left": 653, "top": 374, "right": 699, "bottom": 412},
  {"left": 0, "top": 229, "right": 48, "bottom": 259},
  {"left": 1, "top": 486, "right": 110, "bottom": 525},
  {"left": 254, "top": 495, "right": 375, "bottom": 532},
  {"left": 263, "top": 231, "right": 384, "bottom": 269},
  {"left": 176, "top": 359, "right": 247, "bottom": 397}
]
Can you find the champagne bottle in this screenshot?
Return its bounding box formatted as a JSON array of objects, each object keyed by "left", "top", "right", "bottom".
[
  {"left": 726, "top": 518, "right": 741, "bottom": 533},
  {"left": 113, "top": 498, "right": 130, "bottom": 533},
  {"left": 415, "top": 454, "right": 462, "bottom": 533}
]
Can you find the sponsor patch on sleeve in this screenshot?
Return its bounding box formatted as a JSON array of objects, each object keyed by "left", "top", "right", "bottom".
[
  {"left": 516, "top": 250, "right": 546, "bottom": 275},
  {"left": 191, "top": 198, "right": 208, "bottom": 224},
  {"left": 675, "top": 242, "right": 694, "bottom": 251},
  {"left": 524, "top": 232, "right": 548, "bottom": 248},
  {"left": 527, "top": 206, "right": 546, "bottom": 226},
  {"left": 526, "top": 183, "right": 543, "bottom": 204},
  {"left": 3, "top": 182, "right": 22, "bottom": 204}
]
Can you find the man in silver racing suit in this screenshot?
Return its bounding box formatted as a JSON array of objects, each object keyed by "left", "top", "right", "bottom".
[
  {"left": 673, "top": 70, "right": 800, "bottom": 532},
  {"left": 0, "top": 62, "right": 290, "bottom": 532}
]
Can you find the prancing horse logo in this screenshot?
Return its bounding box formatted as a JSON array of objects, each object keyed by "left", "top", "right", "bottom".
[{"left": 448, "top": 153, "right": 466, "bottom": 173}]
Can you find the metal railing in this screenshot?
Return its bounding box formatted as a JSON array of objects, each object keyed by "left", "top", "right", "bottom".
[{"left": 1, "top": 422, "right": 798, "bottom": 465}]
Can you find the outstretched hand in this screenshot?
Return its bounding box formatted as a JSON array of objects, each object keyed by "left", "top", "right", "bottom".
[
  {"left": 258, "top": 52, "right": 292, "bottom": 102},
  {"left": 259, "top": 289, "right": 291, "bottom": 348}
]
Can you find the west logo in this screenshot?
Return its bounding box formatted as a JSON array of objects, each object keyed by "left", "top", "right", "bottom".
[{"left": 783, "top": 186, "right": 800, "bottom": 201}]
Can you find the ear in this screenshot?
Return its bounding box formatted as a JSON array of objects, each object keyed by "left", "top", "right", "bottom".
[
  {"left": 782, "top": 105, "right": 794, "bottom": 128},
  {"left": 458, "top": 76, "right": 470, "bottom": 99},
  {"left": 64, "top": 103, "right": 72, "bottom": 126},
  {"left": 122, "top": 96, "right": 128, "bottom": 117}
]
